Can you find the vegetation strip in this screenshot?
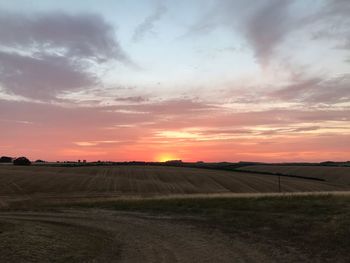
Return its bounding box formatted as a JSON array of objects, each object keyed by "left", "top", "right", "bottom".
[
  {"left": 230, "top": 168, "right": 326, "bottom": 181},
  {"left": 62, "top": 194, "right": 350, "bottom": 262}
]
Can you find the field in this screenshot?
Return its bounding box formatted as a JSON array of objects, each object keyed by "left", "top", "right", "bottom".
[
  {"left": 238, "top": 165, "right": 350, "bottom": 185},
  {"left": 1, "top": 164, "right": 350, "bottom": 262},
  {"left": 0, "top": 164, "right": 348, "bottom": 208}
]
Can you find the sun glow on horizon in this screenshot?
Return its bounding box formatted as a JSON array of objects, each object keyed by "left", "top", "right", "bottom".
[{"left": 156, "top": 154, "right": 180, "bottom": 162}]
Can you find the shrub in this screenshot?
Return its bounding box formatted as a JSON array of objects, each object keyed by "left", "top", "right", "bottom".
[
  {"left": 0, "top": 156, "right": 13, "bottom": 163},
  {"left": 13, "top": 157, "right": 31, "bottom": 166}
]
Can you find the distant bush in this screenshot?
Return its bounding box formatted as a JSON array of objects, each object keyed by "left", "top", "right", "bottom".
[
  {"left": 35, "top": 159, "right": 45, "bottom": 163},
  {"left": 0, "top": 156, "right": 13, "bottom": 163},
  {"left": 13, "top": 157, "right": 31, "bottom": 166},
  {"left": 165, "top": 160, "right": 183, "bottom": 164}
]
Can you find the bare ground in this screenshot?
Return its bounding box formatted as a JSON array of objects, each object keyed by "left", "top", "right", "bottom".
[{"left": 0, "top": 209, "right": 285, "bottom": 263}]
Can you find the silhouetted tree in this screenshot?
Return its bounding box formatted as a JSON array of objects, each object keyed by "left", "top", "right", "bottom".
[
  {"left": 35, "top": 159, "right": 45, "bottom": 163},
  {"left": 0, "top": 156, "right": 13, "bottom": 163},
  {"left": 13, "top": 157, "right": 31, "bottom": 166}
]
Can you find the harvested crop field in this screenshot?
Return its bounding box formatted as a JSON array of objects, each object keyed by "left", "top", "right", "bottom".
[
  {"left": 238, "top": 165, "right": 350, "bottom": 185},
  {"left": 0, "top": 165, "right": 346, "bottom": 201}
]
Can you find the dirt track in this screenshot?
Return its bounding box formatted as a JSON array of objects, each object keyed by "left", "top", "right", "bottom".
[{"left": 0, "top": 209, "right": 277, "bottom": 263}]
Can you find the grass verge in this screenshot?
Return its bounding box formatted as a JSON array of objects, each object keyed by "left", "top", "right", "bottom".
[{"left": 64, "top": 194, "right": 350, "bottom": 262}]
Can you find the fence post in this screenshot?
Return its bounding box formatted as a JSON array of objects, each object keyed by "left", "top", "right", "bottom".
[{"left": 278, "top": 175, "right": 281, "bottom": 193}]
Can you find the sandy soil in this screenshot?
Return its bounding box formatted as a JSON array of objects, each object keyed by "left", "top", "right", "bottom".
[{"left": 0, "top": 209, "right": 288, "bottom": 263}]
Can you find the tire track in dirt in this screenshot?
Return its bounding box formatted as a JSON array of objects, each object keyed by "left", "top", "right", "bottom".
[{"left": 0, "top": 209, "right": 276, "bottom": 263}]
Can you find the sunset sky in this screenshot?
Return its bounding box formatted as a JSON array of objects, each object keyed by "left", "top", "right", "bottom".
[{"left": 0, "top": 0, "right": 349, "bottom": 162}]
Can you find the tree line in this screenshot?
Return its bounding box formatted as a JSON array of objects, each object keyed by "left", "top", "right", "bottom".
[{"left": 0, "top": 156, "right": 31, "bottom": 165}]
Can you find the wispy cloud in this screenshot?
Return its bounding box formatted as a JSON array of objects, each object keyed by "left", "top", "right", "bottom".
[
  {"left": 242, "top": 0, "right": 294, "bottom": 66},
  {"left": 0, "top": 51, "right": 95, "bottom": 100},
  {"left": 186, "top": 0, "right": 296, "bottom": 66},
  {"left": 186, "top": 0, "right": 350, "bottom": 67},
  {"left": 74, "top": 140, "right": 121, "bottom": 147},
  {"left": 0, "top": 11, "right": 131, "bottom": 100},
  {"left": 270, "top": 73, "right": 350, "bottom": 104},
  {"left": 132, "top": 2, "right": 167, "bottom": 42},
  {"left": 0, "top": 11, "right": 128, "bottom": 62}
]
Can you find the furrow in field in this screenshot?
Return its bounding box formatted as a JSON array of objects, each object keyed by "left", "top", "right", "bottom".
[{"left": 0, "top": 165, "right": 346, "bottom": 199}]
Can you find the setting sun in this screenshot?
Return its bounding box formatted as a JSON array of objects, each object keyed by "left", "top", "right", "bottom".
[{"left": 156, "top": 154, "right": 179, "bottom": 162}]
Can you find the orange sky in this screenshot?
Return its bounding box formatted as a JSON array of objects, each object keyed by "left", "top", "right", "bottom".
[{"left": 1, "top": 100, "right": 349, "bottom": 162}]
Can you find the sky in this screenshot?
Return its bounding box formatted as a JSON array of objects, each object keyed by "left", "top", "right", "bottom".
[{"left": 0, "top": 0, "right": 349, "bottom": 162}]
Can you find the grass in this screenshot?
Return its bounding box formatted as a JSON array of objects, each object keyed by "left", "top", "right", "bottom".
[{"left": 65, "top": 194, "right": 350, "bottom": 261}]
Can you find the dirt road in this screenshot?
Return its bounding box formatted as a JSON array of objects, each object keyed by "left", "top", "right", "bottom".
[{"left": 0, "top": 209, "right": 278, "bottom": 263}]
